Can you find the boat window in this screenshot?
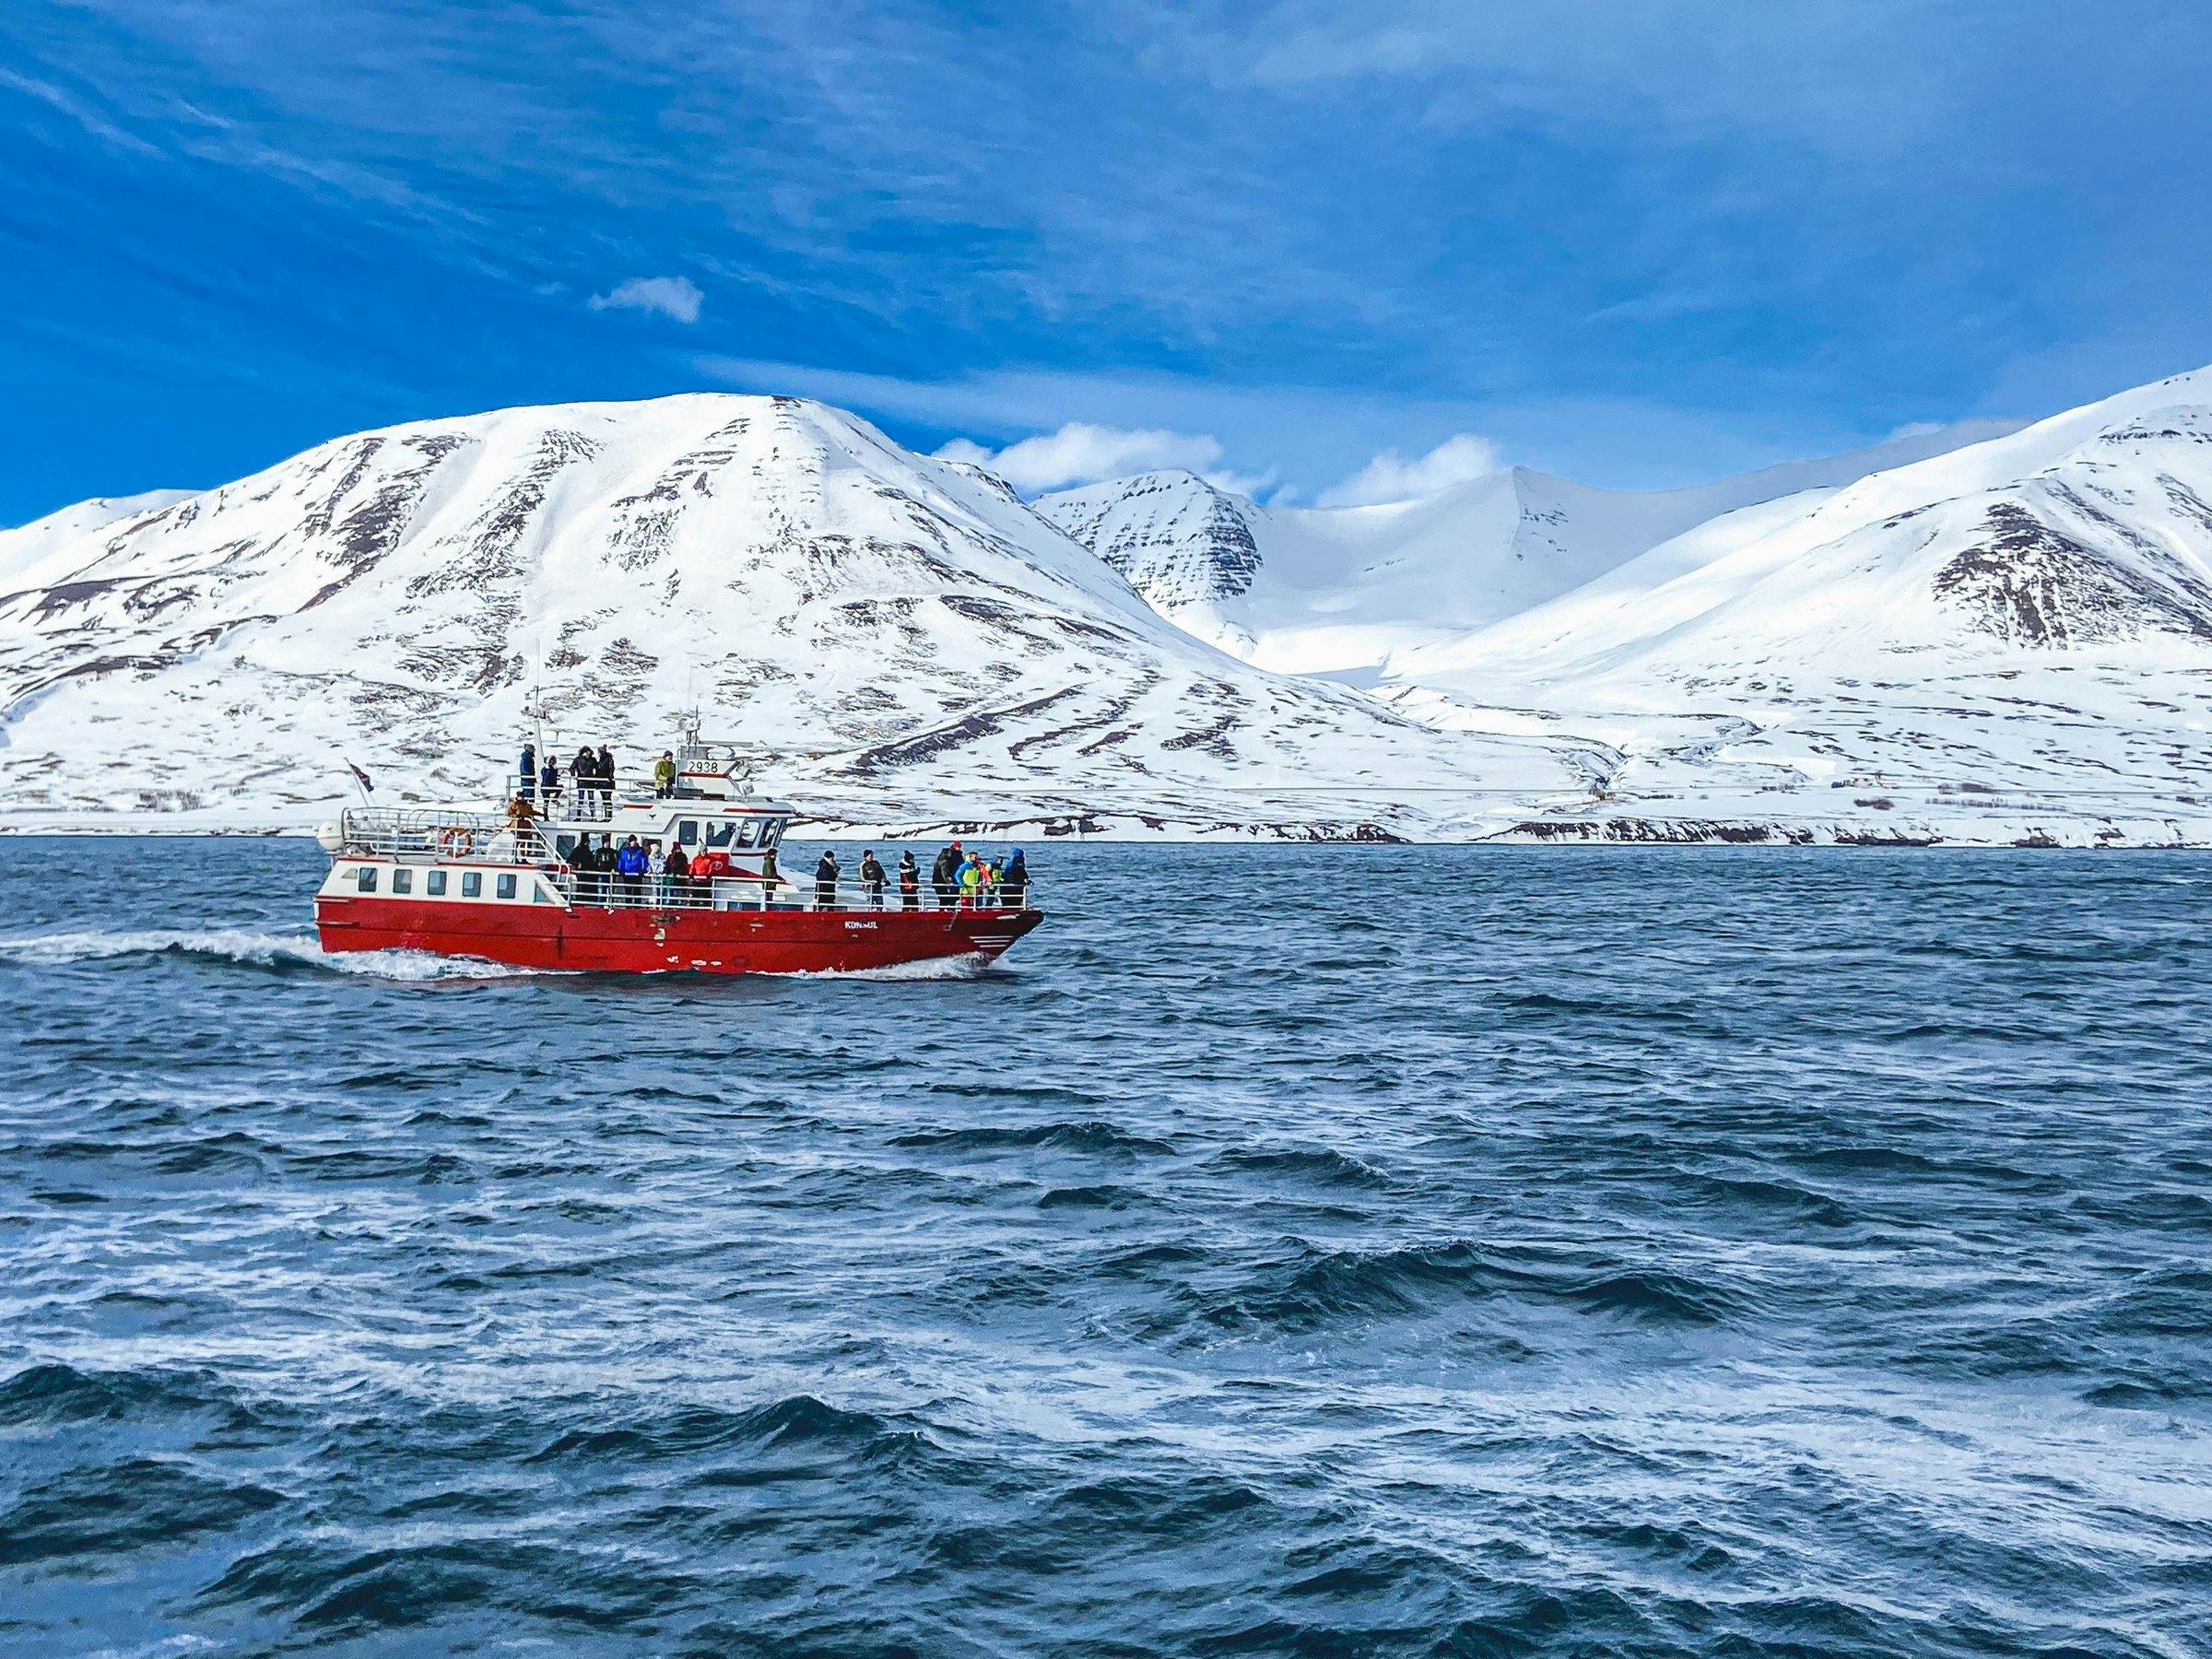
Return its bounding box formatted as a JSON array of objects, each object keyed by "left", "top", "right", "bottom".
[
  {"left": 535, "top": 881, "right": 559, "bottom": 904},
  {"left": 356, "top": 865, "right": 378, "bottom": 893},
  {"left": 763, "top": 821, "right": 783, "bottom": 848},
  {"left": 392, "top": 867, "right": 414, "bottom": 895},
  {"left": 733, "top": 818, "right": 760, "bottom": 848},
  {"left": 462, "top": 872, "right": 482, "bottom": 899},
  {"left": 555, "top": 833, "right": 577, "bottom": 863},
  {"left": 705, "top": 819, "right": 735, "bottom": 849},
  {"left": 427, "top": 870, "right": 448, "bottom": 897},
  {"left": 497, "top": 874, "right": 518, "bottom": 900}
]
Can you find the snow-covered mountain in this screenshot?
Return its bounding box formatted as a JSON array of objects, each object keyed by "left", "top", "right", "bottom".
[
  {"left": 1379, "top": 369, "right": 2212, "bottom": 843},
  {"left": 1038, "top": 422, "right": 2017, "bottom": 677},
  {"left": 0, "top": 394, "right": 1591, "bottom": 837}
]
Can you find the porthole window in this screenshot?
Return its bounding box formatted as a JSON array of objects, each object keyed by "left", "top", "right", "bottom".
[
  {"left": 427, "top": 870, "right": 448, "bottom": 897},
  {"left": 497, "top": 874, "right": 518, "bottom": 900},
  {"left": 392, "top": 868, "right": 414, "bottom": 895},
  {"left": 356, "top": 866, "right": 379, "bottom": 893},
  {"left": 462, "top": 872, "right": 482, "bottom": 899}
]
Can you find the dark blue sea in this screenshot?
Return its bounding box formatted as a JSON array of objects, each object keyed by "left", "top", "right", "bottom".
[{"left": 3, "top": 839, "right": 2209, "bottom": 1657}]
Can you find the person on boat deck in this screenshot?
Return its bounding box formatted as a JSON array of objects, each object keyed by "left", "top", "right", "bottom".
[
  {"left": 572, "top": 747, "right": 597, "bottom": 819},
  {"left": 653, "top": 750, "right": 677, "bottom": 798},
  {"left": 520, "top": 742, "right": 536, "bottom": 805},
  {"left": 931, "top": 841, "right": 962, "bottom": 908},
  {"left": 814, "top": 849, "right": 841, "bottom": 910},
  {"left": 957, "top": 853, "right": 981, "bottom": 909},
  {"left": 539, "top": 755, "right": 560, "bottom": 814},
  {"left": 570, "top": 834, "right": 597, "bottom": 902},
  {"left": 665, "top": 841, "right": 691, "bottom": 903},
  {"left": 616, "top": 835, "right": 648, "bottom": 904},
  {"left": 646, "top": 840, "right": 668, "bottom": 905},
  {"left": 688, "top": 844, "right": 720, "bottom": 904},
  {"left": 758, "top": 843, "right": 780, "bottom": 910},
  {"left": 999, "top": 848, "right": 1028, "bottom": 908},
  {"left": 898, "top": 850, "right": 920, "bottom": 910},
  {"left": 859, "top": 850, "right": 888, "bottom": 909},
  {"left": 596, "top": 746, "right": 616, "bottom": 815}
]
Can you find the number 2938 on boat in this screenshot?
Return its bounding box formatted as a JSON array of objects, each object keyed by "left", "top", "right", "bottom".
[{"left": 312, "top": 727, "right": 1043, "bottom": 975}]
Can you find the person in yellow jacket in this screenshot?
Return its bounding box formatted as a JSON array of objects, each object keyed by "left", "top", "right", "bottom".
[
  {"left": 652, "top": 750, "right": 677, "bottom": 798},
  {"left": 958, "top": 854, "right": 982, "bottom": 909}
]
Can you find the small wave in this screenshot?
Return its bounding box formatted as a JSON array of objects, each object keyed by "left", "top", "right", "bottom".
[
  {"left": 890, "top": 1120, "right": 1177, "bottom": 1156},
  {"left": 0, "top": 929, "right": 548, "bottom": 982},
  {"left": 1213, "top": 1145, "right": 1394, "bottom": 1190}
]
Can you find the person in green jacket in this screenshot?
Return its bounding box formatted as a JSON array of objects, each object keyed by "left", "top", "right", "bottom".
[{"left": 653, "top": 750, "right": 677, "bottom": 798}]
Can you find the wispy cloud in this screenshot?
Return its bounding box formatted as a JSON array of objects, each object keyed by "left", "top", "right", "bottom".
[
  {"left": 588, "top": 276, "right": 703, "bottom": 324},
  {"left": 934, "top": 423, "right": 1221, "bottom": 494},
  {"left": 1319, "top": 434, "right": 1503, "bottom": 507}
]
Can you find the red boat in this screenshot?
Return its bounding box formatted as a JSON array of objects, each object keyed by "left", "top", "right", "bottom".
[{"left": 312, "top": 725, "right": 1041, "bottom": 974}]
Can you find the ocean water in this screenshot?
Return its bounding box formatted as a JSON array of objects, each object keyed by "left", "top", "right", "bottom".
[{"left": 3, "top": 837, "right": 2209, "bottom": 1658}]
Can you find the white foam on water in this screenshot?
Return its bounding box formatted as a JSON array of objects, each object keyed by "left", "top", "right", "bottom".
[
  {"left": 0, "top": 929, "right": 553, "bottom": 981},
  {"left": 776, "top": 950, "right": 1003, "bottom": 982}
]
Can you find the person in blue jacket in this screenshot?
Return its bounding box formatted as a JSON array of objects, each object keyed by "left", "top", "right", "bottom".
[
  {"left": 616, "top": 835, "right": 649, "bottom": 905},
  {"left": 520, "top": 741, "right": 536, "bottom": 805},
  {"left": 999, "top": 848, "right": 1029, "bottom": 908}
]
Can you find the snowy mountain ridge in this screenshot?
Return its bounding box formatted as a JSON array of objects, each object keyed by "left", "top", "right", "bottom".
[
  {"left": 5, "top": 371, "right": 2211, "bottom": 844},
  {"left": 1037, "top": 419, "right": 2023, "bottom": 677},
  {"left": 0, "top": 394, "right": 1588, "bottom": 838}
]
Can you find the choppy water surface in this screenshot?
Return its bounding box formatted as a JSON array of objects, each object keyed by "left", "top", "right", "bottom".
[{"left": 3, "top": 838, "right": 2209, "bottom": 1656}]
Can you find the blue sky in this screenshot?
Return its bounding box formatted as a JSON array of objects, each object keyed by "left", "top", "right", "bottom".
[{"left": 6, "top": 1, "right": 2212, "bottom": 523}]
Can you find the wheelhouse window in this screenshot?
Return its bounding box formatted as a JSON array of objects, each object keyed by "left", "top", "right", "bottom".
[
  {"left": 392, "top": 868, "right": 414, "bottom": 895},
  {"left": 763, "top": 821, "right": 784, "bottom": 848},
  {"left": 355, "top": 866, "right": 379, "bottom": 893},
  {"left": 676, "top": 819, "right": 700, "bottom": 846},
  {"left": 462, "top": 872, "right": 482, "bottom": 899},
  {"left": 733, "top": 818, "right": 760, "bottom": 848},
  {"left": 496, "top": 874, "right": 518, "bottom": 900},
  {"left": 705, "top": 819, "right": 735, "bottom": 850},
  {"left": 427, "top": 870, "right": 448, "bottom": 897}
]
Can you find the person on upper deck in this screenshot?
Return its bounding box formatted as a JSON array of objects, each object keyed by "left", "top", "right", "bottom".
[
  {"left": 596, "top": 746, "right": 616, "bottom": 814},
  {"left": 814, "top": 850, "right": 840, "bottom": 910},
  {"left": 520, "top": 742, "right": 536, "bottom": 805},
  {"left": 931, "top": 841, "right": 961, "bottom": 908},
  {"left": 898, "top": 851, "right": 920, "bottom": 910},
  {"left": 653, "top": 751, "right": 677, "bottom": 798},
  {"left": 572, "top": 747, "right": 597, "bottom": 818},
  {"left": 539, "top": 755, "right": 560, "bottom": 813},
  {"left": 859, "top": 850, "right": 888, "bottom": 909}
]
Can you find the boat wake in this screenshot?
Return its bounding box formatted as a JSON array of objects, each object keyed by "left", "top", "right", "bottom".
[
  {"left": 782, "top": 951, "right": 1004, "bottom": 982},
  {"left": 0, "top": 929, "right": 552, "bottom": 982}
]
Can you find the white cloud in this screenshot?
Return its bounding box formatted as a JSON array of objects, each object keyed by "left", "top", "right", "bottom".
[
  {"left": 587, "top": 275, "right": 703, "bottom": 324},
  {"left": 934, "top": 421, "right": 1228, "bottom": 495},
  {"left": 1318, "top": 433, "right": 1502, "bottom": 507}
]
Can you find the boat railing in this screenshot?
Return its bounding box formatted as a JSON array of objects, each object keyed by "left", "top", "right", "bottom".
[
  {"left": 546, "top": 869, "right": 1038, "bottom": 915},
  {"left": 338, "top": 807, "right": 554, "bottom": 865}
]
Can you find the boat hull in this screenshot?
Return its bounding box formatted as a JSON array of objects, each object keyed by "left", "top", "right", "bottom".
[{"left": 314, "top": 894, "right": 1043, "bottom": 974}]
